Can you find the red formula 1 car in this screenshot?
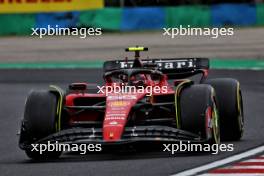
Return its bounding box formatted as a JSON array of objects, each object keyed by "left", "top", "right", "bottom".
[{"left": 19, "top": 47, "right": 244, "bottom": 159}]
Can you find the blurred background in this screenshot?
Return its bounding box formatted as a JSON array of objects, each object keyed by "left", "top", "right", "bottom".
[
  {"left": 106, "top": 0, "right": 264, "bottom": 6},
  {"left": 0, "top": 0, "right": 263, "bottom": 63}
]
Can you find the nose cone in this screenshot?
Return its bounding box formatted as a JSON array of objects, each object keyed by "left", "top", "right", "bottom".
[
  {"left": 103, "top": 125, "right": 124, "bottom": 141},
  {"left": 103, "top": 99, "right": 131, "bottom": 142},
  {"left": 103, "top": 94, "right": 140, "bottom": 142},
  {"left": 103, "top": 94, "right": 144, "bottom": 142}
]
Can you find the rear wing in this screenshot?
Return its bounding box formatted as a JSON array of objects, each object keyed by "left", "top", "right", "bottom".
[{"left": 103, "top": 58, "right": 209, "bottom": 74}]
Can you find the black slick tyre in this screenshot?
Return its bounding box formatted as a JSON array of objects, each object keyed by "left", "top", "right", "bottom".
[
  {"left": 21, "top": 90, "right": 62, "bottom": 160},
  {"left": 205, "top": 78, "right": 244, "bottom": 141}
]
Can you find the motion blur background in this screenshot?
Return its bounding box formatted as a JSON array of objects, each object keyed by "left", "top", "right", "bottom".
[
  {"left": 1, "top": 0, "right": 264, "bottom": 35},
  {"left": 0, "top": 0, "right": 264, "bottom": 64}
]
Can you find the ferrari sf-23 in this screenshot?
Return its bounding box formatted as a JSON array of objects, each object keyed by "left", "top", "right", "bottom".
[{"left": 19, "top": 47, "right": 244, "bottom": 159}]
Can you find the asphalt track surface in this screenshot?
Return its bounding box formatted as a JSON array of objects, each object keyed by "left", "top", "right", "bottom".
[{"left": 0, "top": 68, "right": 264, "bottom": 176}]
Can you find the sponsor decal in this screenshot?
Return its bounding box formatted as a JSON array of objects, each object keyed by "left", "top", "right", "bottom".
[
  {"left": 109, "top": 121, "right": 118, "bottom": 125},
  {"left": 105, "top": 117, "right": 126, "bottom": 120},
  {"left": 108, "top": 95, "right": 137, "bottom": 100},
  {"left": 119, "top": 59, "right": 195, "bottom": 70},
  {"left": 104, "top": 124, "right": 123, "bottom": 127},
  {"left": 0, "top": 0, "right": 103, "bottom": 13},
  {"left": 106, "top": 114, "right": 126, "bottom": 117},
  {"left": 109, "top": 101, "right": 130, "bottom": 107},
  {"left": 109, "top": 107, "right": 127, "bottom": 111}
]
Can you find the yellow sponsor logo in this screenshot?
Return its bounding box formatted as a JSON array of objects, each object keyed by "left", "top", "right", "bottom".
[
  {"left": 109, "top": 101, "right": 129, "bottom": 107},
  {"left": 0, "top": 0, "right": 103, "bottom": 13}
]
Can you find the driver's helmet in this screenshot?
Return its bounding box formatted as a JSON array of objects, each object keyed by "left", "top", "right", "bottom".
[
  {"left": 131, "top": 74, "right": 146, "bottom": 87},
  {"left": 119, "top": 74, "right": 128, "bottom": 83}
]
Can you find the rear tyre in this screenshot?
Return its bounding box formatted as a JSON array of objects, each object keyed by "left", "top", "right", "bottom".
[
  {"left": 179, "top": 84, "right": 220, "bottom": 144},
  {"left": 205, "top": 78, "right": 244, "bottom": 141},
  {"left": 20, "top": 90, "right": 62, "bottom": 160}
]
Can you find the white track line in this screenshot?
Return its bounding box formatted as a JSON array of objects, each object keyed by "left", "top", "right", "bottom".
[{"left": 172, "top": 145, "right": 264, "bottom": 176}]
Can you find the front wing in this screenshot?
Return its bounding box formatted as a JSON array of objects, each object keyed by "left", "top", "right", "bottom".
[{"left": 19, "top": 125, "right": 207, "bottom": 150}]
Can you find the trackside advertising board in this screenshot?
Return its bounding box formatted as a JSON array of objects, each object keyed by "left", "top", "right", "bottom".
[{"left": 0, "top": 0, "right": 103, "bottom": 13}]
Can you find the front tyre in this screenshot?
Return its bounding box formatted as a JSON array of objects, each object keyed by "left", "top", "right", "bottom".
[
  {"left": 179, "top": 84, "right": 220, "bottom": 144},
  {"left": 205, "top": 78, "right": 244, "bottom": 141},
  {"left": 19, "top": 90, "right": 62, "bottom": 160}
]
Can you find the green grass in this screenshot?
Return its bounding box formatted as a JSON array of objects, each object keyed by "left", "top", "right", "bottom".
[{"left": 0, "top": 59, "right": 264, "bottom": 70}]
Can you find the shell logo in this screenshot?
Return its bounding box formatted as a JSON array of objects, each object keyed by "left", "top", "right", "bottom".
[{"left": 109, "top": 101, "right": 129, "bottom": 107}]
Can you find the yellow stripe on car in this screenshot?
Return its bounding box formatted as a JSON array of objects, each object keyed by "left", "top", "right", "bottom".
[
  {"left": 236, "top": 81, "right": 243, "bottom": 132},
  {"left": 49, "top": 85, "right": 64, "bottom": 131},
  {"left": 211, "top": 87, "right": 220, "bottom": 144},
  {"left": 174, "top": 80, "right": 192, "bottom": 129}
]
